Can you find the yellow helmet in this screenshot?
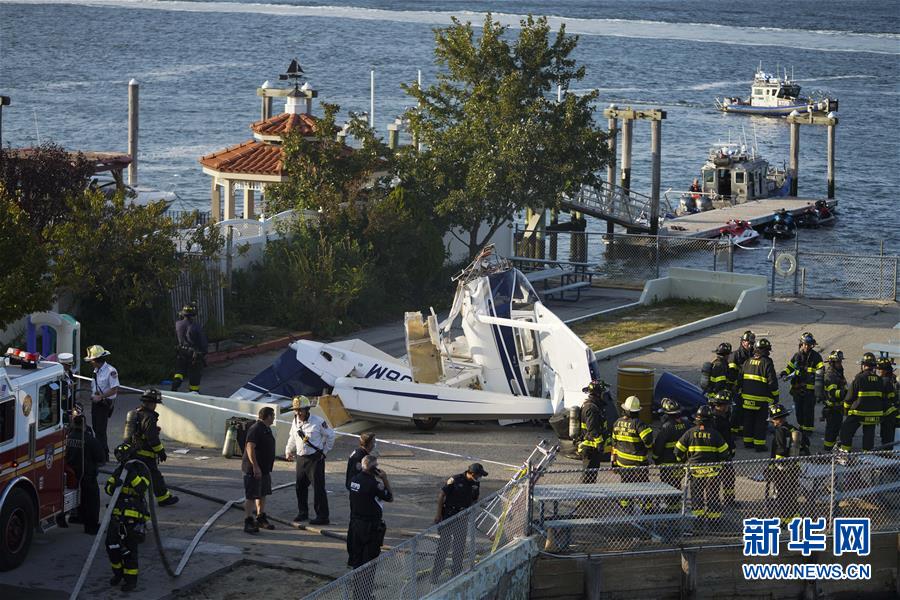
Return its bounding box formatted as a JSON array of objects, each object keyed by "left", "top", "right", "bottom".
[
  {"left": 84, "top": 345, "right": 110, "bottom": 361},
  {"left": 292, "top": 395, "right": 312, "bottom": 410}
]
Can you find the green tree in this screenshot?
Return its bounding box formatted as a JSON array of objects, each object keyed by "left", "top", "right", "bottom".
[
  {"left": 0, "top": 198, "right": 52, "bottom": 328},
  {"left": 403, "top": 14, "right": 611, "bottom": 258}
]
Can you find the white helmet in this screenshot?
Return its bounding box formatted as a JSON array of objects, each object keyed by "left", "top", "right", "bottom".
[{"left": 621, "top": 395, "right": 642, "bottom": 413}]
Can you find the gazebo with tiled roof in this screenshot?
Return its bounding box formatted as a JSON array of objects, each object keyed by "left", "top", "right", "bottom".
[{"left": 200, "top": 83, "right": 320, "bottom": 221}]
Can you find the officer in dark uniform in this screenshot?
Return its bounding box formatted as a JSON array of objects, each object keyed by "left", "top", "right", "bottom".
[
  {"left": 704, "top": 342, "right": 738, "bottom": 395},
  {"left": 781, "top": 332, "right": 824, "bottom": 437},
  {"left": 822, "top": 350, "right": 847, "bottom": 452},
  {"left": 577, "top": 380, "right": 609, "bottom": 483},
  {"left": 878, "top": 357, "right": 898, "bottom": 446},
  {"left": 653, "top": 398, "right": 688, "bottom": 509},
  {"left": 64, "top": 403, "right": 105, "bottom": 534},
  {"left": 172, "top": 303, "right": 208, "bottom": 393},
  {"left": 347, "top": 455, "right": 393, "bottom": 569},
  {"left": 674, "top": 406, "right": 730, "bottom": 525},
  {"left": 839, "top": 353, "right": 885, "bottom": 451},
  {"left": 431, "top": 463, "right": 487, "bottom": 583},
  {"left": 730, "top": 331, "right": 756, "bottom": 435},
  {"left": 105, "top": 442, "right": 151, "bottom": 592},
  {"left": 346, "top": 433, "right": 376, "bottom": 491},
  {"left": 123, "top": 389, "right": 179, "bottom": 506},
  {"left": 767, "top": 403, "right": 808, "bottom": 524},
  {"left": 738, "top": 338, "right": 779, "bottom": 451},
  {"left": 611, "top": 396, "right": 654, "bottom": 509},
  {"left": 708, "top": 391, "right": 737, "bottom": 507}
]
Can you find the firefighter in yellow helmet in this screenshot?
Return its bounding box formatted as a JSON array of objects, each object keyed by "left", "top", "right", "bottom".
[{"left": 85, "top": 344, "right": 119, "bottom": 463}]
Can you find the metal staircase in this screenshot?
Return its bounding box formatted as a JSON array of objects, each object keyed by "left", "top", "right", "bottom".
[{"left": 561, "top": 181, "right": 672, "bottom": 232}]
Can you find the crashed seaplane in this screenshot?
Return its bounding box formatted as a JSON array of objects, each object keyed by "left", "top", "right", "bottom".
[{"left": 231, "top": 246, "right": 599, "bottom": 429}]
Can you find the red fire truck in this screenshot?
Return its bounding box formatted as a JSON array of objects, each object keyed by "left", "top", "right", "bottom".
[{"left": 0, "top": 349, "right": 77, "bottom": 570}]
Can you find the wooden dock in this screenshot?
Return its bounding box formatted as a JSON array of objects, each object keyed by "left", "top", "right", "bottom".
[{"left": 661, "top": 197, "right": 837, "bottom": 238}]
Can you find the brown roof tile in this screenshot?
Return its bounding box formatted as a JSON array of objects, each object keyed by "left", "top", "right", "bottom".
[
  {"left": 251, "top": 112, "right": 320, "bottom": 137},
  {"left": 199, "top": 140, "right": 283, "bottom": 176}
]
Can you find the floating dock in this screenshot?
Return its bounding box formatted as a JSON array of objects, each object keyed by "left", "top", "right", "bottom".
[{"left": 662, "top": 197, "right": 837, "bottom": 238}]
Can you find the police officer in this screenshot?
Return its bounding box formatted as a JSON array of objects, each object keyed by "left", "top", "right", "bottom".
[
  {"left": 432, "top": 463, "right": 487, "bottom": 582},
  {"left": 781, "top": 332, "right": 824, "bottom": 437},
  {"left": 286, "top": 395, "right": 335, "bottom": 526},
  {"left": 738, "top": 338, "right": 779, "bottom": 451},
  {"left": 346, "top": 433, "right": 376, "bottom": 491},
  {"left": 878, "top": 358, "right": 898, "bottom": 446},
  {"left": 578, "top": 380, "right": 609, "bottom": 483},
  {"left": 674, "top": 406, "right": 730, "bottom": 525},
  {"left": 708, "top": 391, "right": 737, "bottom": 507},
  {"left": 57, "top": 352, "right": 77, "bottom": 412},
  {"left": 730, "top": 331, "right": 756, "bottom": 435},
  {"left": 822, "top": 350, "right": 847, "bottom": 452},
  {"left": 347, "top": 455, "right": 393, "bottom": 569},
  {"left": 704, "top": 342, "right": 738, "bottom": 395},
  {"left": 767, "top": 403, "right": 807, "bottom": 524},
  {"left": 64, "top": 403, "right": 105, "bottom": 533},
  {"left": 611, "top": 396, "right": 654, "bottom": 508},
  {"left": 124, "top": 389, "right": 179, "bottom": 506},
  {"left": 839, "top": 353, "right": 885, "bottom": 451},
  {"left": 172, "top": 303, "right": 208, "bottom": 393},
  {"left": 654, "top": 398, "right": 688, "bottom": 509},
  {"left": 85, "top": 344, "right": 119, "bottom": 463},
  {"left": 105, "top": 442, "right": 151, "bottom": 593}
]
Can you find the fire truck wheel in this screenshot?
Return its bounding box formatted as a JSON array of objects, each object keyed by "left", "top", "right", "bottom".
[
  {"left": 412, "top": 417, "right": 440, "bottom": 431},
  {"left": 0, "top": 488, "right": 35, "bottom": 571}
]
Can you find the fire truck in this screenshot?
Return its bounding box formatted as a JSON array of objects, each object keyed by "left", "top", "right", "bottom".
[{"left": 0, "top": 349, "right": 78, "bottom": 570}]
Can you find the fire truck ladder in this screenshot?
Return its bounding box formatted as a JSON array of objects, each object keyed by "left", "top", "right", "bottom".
[{"left": 475, "top": 439, "right": 558, "bottom": 548}]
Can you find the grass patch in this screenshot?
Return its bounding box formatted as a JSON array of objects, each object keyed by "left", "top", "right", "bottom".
[{"left": 571, "top": 298, "right": 732, "bottom": 350}]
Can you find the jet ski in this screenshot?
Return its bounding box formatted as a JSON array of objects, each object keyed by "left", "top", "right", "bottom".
[{"left": 719, "top": 219, "right": 760, "bottom": 245}]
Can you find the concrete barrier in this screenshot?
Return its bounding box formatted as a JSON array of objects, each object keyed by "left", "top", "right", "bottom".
[
  {"left": 423, "top": 536, "right": 539, "bottom": 600},
  {"left": 595, "top": 268, "right": 767, "bottom": 360}
]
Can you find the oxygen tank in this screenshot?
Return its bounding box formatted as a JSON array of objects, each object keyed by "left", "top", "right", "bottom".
[
  {"left": 222, "top": 423, "right": 237, "bottom": 458},
  {"left": 790, "top": 429, "right": 802, "bottom": 457},
  {"left": 568, "top": 405, "right": 582, "bottom": 440},
  {"left": 814, "top": 368, "right": 825, "bottom": 400},
  {"left": 700, "top": 362, "right": 712, "bottom": 391}
]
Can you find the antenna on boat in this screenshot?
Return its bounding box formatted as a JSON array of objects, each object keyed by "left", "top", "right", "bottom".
[{"left": 752, "top": 122, "right": 759, "bottom": 159}]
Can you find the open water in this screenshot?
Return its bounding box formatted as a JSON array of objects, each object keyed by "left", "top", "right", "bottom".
[{"left": 1, "top": 0, "right": 898, "bottom": 255}]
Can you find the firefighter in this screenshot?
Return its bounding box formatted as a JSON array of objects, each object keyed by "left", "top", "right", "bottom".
[
  {"left": 878, "top": 357, "right": 898, "bottom": 447},
  {"left": 172, "top": 303, "right": 208, "bottom": 393},
  {"left": 781, "top": 332, "right": 824, "bottom": 437},
  {"left": 123, "top": 389, "right": 179, "bottom": 506},
  {"left": 85, "top": 344, "right": 119, "bottom": 463},
  {"left": 611, "top": 396, "right": 654, "bottom": 509},
  {"left": 64, "top": 403, "right": 105, "bottom": 534},
  {"left": 703, "top": 342, "right": 738, "bottom": 395},
  {"left": 738, "top": 337, "right": 779, "bottom": 451},
  {"left": 708, "top": 391, "right": 737, "bottom": 507},
  {"left": 730, "top": 330, "right": 756, "bottom": 435},
  {"left": 58, "top": 352, "right": 77, "bottom": 413},
  {"left": 653, "top": 398, "right": 688, "bottom": 510},
  {"left": 105, "top": 442, "right": 151, "bottom": 592},
  {"left": 578, "top": 380, "right": 610, "bottom": 483},
  {"left": 822, "top": 350, "right": 847, "bottom": 452},
  {"left": 674, "top": 405, "right": 730, "bottom": 525},
  {"left": 839, "top": 353, "right": 885, "bottom": 451},
  {"left": 767, "top": 403, "right": 807, "bottom": 524}
]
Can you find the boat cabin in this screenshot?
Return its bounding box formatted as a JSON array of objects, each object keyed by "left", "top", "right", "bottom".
[
  {"left": 701, "top": 143, "right": 773, "bottom": 204},
  {"left": 750, "top": 68, "right": 802, "bottom": 108}
]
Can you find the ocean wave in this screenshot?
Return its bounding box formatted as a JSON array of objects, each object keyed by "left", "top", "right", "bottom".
[{"left": 4, "top": 0, "right": 898, "bottom": 55}]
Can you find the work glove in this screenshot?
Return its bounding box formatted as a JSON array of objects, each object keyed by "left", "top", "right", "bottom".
[{"left": 158, "top": 450, "right": 167, "bottom": 463}]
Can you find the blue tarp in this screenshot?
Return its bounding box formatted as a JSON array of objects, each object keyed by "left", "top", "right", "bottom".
[{"left": 654, "top": 371, "right": 707, "bottom": 416}]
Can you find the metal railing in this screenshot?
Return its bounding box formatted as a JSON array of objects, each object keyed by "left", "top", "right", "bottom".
[
  {"left": 562, "top": 181, "right": 675, "bottom": 231},
  {"left": 532, "top": 451, "right": 900, "bottom": 557}
]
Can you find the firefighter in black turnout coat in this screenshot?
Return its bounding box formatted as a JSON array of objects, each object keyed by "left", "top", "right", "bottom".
[{"left": 105, "top": 442, "right": 151, "bottom": 592}]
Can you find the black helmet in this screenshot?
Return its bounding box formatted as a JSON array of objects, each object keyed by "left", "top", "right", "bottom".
[
  {"left": 828, "top": 349, "right": 844, "bottom": 363},
  {"left": 661, "top": 397, "right": 681, "bottom": 415},
  {"left": 756, "top": 338, "right": 772, "bottom": 353},
  {"left": 741, "top": 330, "right": 756, "bottom": 344},
  {"left": 114, "top": 442, "right": 136, "bottom": 464},
  {"left": 767, "top": 403, "right": 791, "bottom": 421},
  {"left": 180, "top": 303, "right": 198, "bottom": 317},
  {"left": 876, "top": 357, "right": 895, "bottom": 372},
  {"left": 141, "top": 388, "right": 162, "bottom": 404},
  {"left": 695, "top": 405, "right": 714, "bottom": 423},
  {"left": 715, "top": 342, "right": 732, "bottom": 356},
  {"left": 799, "top": 332, "right": 816, "bottom": 346},
  {"left": 861, "top": 352, "right": 877, "bottom": 368},
  {"left": 582, "top": 379, "right": 608, "bottom": 397},
  {"left": 708, "top": 391, "right": 731, "bottom": 406}
]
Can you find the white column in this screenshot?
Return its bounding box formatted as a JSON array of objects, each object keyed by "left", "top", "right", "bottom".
[
  {"left": 223, "top": 179, "right": 234, "bottom": 221},
  {"left": 210, "top": 177, "right": 221, "bottom": 222}
]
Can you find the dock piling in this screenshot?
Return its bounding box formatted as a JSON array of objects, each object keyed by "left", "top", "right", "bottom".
[
  {"left": 649, "top": 119, "right": 662, "bottom": 235},
  {"left": 789, "top": 119, "right": 800, "bottom": 196},
  {"left": 127, "top": 79, "right": 138, "bottom": 186},
  {"left": 827, "top": 121, "right": 836, "bottom": 199},
  {"left": 620, "top": 119, "right": 633, "bottom": 193},
  {"left": 606, "top": 113, "right": 618, "bottom": 235}
]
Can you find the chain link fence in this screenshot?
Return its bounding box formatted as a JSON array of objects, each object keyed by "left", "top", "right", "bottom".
[
  {"left": 533, "top": 451, "right": 900, "bottom": 556},
  {"left": 770, "top": 250, "right": 899, "bottom": 300},
  {"left": 303, "top": 475, "right": 531, "bottom": 600}
]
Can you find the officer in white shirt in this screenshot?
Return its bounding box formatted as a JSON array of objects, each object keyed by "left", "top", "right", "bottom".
[
  {"left": 85, "top": 345, "right": 119, "bottom": 462},
  {"left": 285, "top": 395, "right": 335, "bottom": 526}
]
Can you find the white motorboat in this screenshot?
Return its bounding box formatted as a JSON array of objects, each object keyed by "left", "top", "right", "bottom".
[
  {"left": 231, "top": 246, "right": 598, "bottom": 429},
  {"left": 715, "top": 65, "right": 838, "bottom": 117}
]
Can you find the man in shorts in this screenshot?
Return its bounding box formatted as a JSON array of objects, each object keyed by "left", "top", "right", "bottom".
[{"left": 243, "top": 406, "right": 276, "bottom": 533}]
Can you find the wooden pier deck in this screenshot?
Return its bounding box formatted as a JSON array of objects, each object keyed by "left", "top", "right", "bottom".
[{"left": 662, "top": 197, "right": 837, "bottom": 238}]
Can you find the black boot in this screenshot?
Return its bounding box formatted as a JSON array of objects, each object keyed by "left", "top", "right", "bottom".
[
  {"left": 121, "top": 579, "right": 137, "bottom": 592},
  {"left": 110, "top": 573, "right": 123, "bottom": 586}
]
